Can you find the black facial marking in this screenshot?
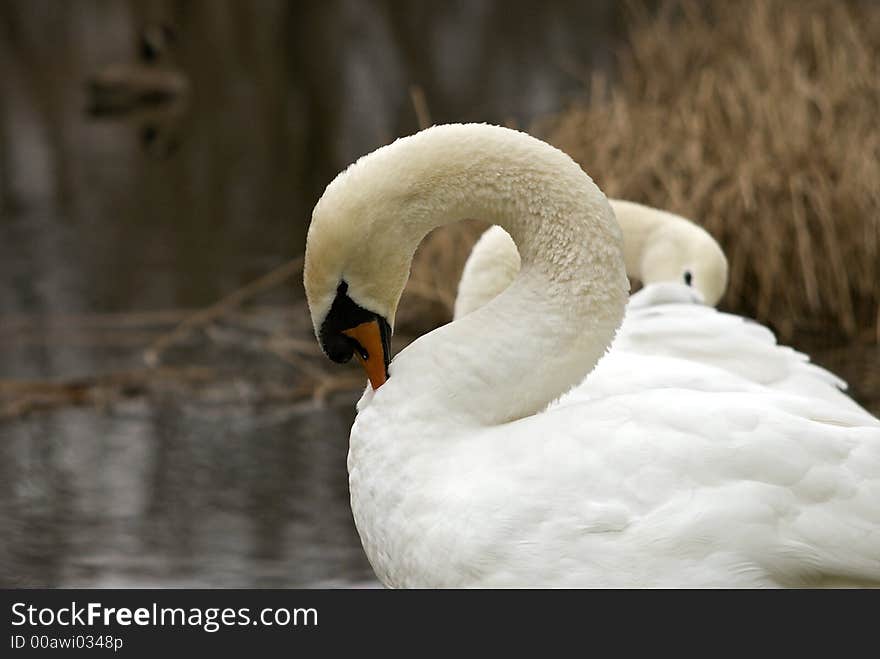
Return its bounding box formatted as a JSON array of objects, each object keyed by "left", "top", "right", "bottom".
[
  {"left": 683, "top": 270, "right": 693, "bottom": 287},
  {"left": 318, "top": 280, "right": 392, "bottom": 374}
]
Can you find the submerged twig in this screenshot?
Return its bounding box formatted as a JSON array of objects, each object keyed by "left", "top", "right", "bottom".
[{"left": 0, "top": 366, "right": 215, "bottom": 419}]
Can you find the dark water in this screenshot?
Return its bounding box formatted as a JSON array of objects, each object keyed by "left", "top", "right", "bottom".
[{"left": 0, "top": 1, "right": 619, "bottom": 586}]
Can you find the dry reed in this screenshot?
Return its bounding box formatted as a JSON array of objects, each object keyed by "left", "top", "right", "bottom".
[{"left": 542, "top": 0, "right": 880, "bottom": 344}]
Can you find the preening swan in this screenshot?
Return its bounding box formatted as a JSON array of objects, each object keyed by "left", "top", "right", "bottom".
[
  {"left": 453, "top": 200, "right": 728, "bottom": 320},
  {"left": 304, "top": 123, "right": 880, "bottom": 587},
  {"left": 455, "top": 206, "right": 871, "bottom": 415}
]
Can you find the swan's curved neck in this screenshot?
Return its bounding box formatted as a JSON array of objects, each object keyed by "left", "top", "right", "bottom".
[
  {"left": 611, "top": 201, "right": 663, "bottom": 281},
  {"left": 612, "top": 200, "right": 691, "bottom": 282},
  {"left": 363, "top": 127, "right": 629, "bottom": 427}
]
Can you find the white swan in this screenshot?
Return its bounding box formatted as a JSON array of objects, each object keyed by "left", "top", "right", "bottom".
[
  {"left": 304, "top": 123, "right": 880, "bottom": 587},
  {"left": 455, "top": 207, "right": 872, "bottom": 416},
  {"left": 454, "top": 200, "right": 728, "bottom": 320}
]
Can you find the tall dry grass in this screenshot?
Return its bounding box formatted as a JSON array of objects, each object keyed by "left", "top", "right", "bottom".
[{"left": 543, "top": 0, "right": 880, "bottom": 344}]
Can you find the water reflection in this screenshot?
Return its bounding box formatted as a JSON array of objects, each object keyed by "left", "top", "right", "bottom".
[{"left": 0, "top": 389, "right": 375, "bottom": 588}]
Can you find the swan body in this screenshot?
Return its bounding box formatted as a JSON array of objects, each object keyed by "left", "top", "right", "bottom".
[
  {"left": 304, "top": 123, "right": 880, "bottom": 588},
  {"left": 454, "top": 201, "right": 727, "bottom": 320}
]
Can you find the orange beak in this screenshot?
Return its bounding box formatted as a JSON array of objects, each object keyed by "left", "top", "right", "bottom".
[{"left": 342, "top": 320, "right": 388, "bottom": 389}]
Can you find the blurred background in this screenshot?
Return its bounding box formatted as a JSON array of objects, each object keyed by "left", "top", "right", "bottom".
[{"left": 1, "top": 0, "right": 877, "bottom": 587}]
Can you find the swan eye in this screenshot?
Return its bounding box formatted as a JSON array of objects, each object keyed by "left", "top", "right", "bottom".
[
  {"left": 353, "top": 342, "right": 369, "bottom": 361},
  {"left": 683, "top": 270, "right": 693, "bottom": 287}
]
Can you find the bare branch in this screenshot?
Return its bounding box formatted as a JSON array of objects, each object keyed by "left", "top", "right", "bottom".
[{"left": 143, "top": 255, "right": 304, "bottom": 366}]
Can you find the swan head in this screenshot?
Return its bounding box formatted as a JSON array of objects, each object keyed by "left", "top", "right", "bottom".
[
  {"left": 304, "top": 142, "right": 422, "bottom": 390},
  {"left": 639, "top": 222, "right": 728, "bottom": 306}
]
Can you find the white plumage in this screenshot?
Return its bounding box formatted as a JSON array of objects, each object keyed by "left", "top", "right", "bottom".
[{"left": 304, "top": 123, "right": 880, "bottom": 588}]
